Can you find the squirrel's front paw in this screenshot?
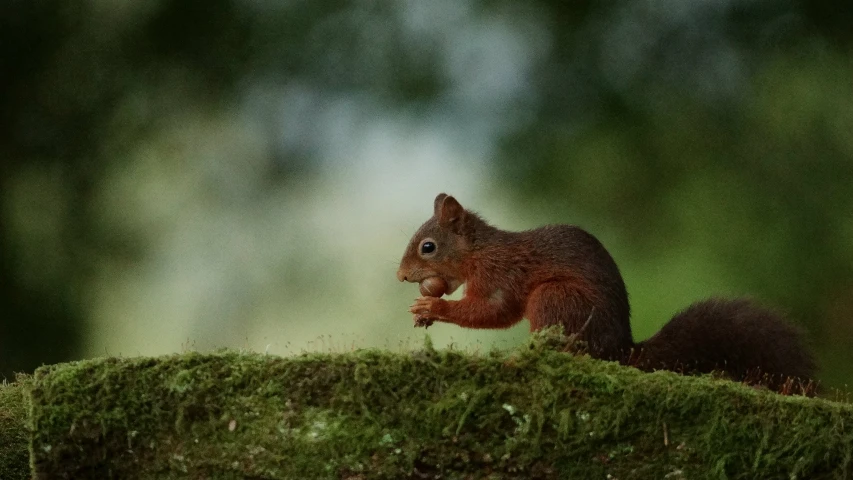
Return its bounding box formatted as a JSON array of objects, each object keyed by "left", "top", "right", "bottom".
[
  {"left": 410, "top": 296, "right": 444, "bottom": 316},
  {"left": 410, "top": 296, "right": 447, "bottom": 328},
  {"left": 413, "top": 314, "right": 435, "bottom": 328}
]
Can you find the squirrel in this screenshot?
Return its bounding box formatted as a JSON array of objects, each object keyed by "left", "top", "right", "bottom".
[{"left": 396, "top": 193, "right": 817, "bottom": 394}]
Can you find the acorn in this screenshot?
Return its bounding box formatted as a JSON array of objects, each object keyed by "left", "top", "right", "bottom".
[{"left": 419, "top": 277, "right": 448, "bottom": 297}]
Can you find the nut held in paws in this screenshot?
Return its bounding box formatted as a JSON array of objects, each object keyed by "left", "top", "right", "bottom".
[{"left": 419, "top": 277, "right": 448, "bottom": 297}]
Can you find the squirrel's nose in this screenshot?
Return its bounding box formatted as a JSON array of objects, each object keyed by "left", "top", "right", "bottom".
[{"left": 396, "top": 268, "right": 407, "bottom": 282}]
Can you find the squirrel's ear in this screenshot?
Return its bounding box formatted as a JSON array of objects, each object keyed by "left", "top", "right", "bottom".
[
  {"left": 433, "top": 193, "right": 449, "bottom": 216},
  {"left": 436, "top": 195, "right": 465, "bottom": 233}
]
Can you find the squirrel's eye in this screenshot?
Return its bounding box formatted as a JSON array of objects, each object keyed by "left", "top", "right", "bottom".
[{"left": 420, "top": 241, "right": 436, "bottom": 255}]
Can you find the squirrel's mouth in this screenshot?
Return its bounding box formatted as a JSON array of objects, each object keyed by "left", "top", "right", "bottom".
[
  {"left": 396, "top": 266, "right": 440, "bottom": 284},
  {"left": 397, "top": 268, "right": 463, "bottom": 295}
]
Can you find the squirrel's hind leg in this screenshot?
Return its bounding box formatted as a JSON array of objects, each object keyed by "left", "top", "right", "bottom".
[{"left": 524, "top": 282, "right": 630, "bottom": 361}]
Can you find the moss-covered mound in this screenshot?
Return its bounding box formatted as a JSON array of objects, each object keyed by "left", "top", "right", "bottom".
[{"left": 3, "top": 333, "right": 852, "bottom": 479}]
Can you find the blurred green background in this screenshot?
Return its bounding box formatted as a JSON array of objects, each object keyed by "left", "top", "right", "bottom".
[{"left": 2, "top": 0, "right": 851, "bottom": 390}]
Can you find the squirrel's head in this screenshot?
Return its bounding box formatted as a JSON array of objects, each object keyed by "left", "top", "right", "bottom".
[{"left": 396, "top": 193, "right": 474, "bottom": 294}]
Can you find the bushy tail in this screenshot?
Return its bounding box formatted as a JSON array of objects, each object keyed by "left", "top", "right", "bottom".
[{"left": 631, "top": 297, "right": 817, "bottom": 395}]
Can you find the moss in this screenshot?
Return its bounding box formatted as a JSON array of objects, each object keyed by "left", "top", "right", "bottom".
[
  {"left": 0, "top": 376, "right": 31, "bottom": 480},
  {"left": 19, "top": 333, "right": 853, "bottom": 479}
]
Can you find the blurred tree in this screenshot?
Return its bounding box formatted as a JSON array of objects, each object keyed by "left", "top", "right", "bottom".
[{"left": 1, "top": 1, "right": 84, "bottom": 378}]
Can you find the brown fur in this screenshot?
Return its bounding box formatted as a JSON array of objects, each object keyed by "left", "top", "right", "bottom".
[
  {"left": 633, "top": 298, "right": 817, "bottom": 393},
  {"left": 398, "top": 194, "right": 817, "bottom": 393}
]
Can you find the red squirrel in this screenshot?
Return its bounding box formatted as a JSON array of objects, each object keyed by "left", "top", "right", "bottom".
[{"left": 397, "top": 193, "right": 816, "bottom": 393}]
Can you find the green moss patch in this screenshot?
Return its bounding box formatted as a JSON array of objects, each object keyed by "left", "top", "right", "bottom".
[
  {"left": 10, "top": 333, "right": 853, "bottom": 478},
  {"left": 0, "top": 377, "right": 30, "bottom": 480}
]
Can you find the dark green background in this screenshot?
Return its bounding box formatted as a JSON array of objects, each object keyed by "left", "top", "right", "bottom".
[{"left": 2, "top": 1, "right": 851, "bottom": 389}]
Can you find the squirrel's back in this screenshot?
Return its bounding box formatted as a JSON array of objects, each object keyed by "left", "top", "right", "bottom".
[{"left": 513, "top": 225, "right": 628, "bottom": 293}]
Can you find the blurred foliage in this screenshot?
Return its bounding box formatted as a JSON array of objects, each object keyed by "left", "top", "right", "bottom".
[{"left": 1, "top": 0, "right": 851, "bottom": 388}]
